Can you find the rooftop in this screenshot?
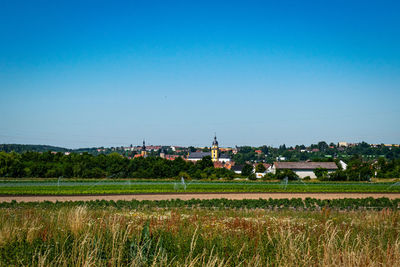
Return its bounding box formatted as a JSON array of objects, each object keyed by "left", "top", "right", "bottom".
[{"left": 274, "top": 161, "right": 338, "bottom": 170}]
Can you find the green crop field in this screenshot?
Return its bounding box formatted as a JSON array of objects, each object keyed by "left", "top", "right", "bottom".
[
  {"left": 0, "top": 198, "right": 399, "bottom": 266},
  {"left": 1, "top": 179, "right": 400, "bottom": 195}
]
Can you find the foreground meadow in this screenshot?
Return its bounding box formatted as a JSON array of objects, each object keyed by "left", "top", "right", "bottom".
[{"left": 0, "top": 200, "right": 399, "bottom": 266}]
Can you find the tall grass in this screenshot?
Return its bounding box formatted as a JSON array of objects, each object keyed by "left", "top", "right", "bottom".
[{"left": 0, "top": 205, "right": 399, "bottom": 266}]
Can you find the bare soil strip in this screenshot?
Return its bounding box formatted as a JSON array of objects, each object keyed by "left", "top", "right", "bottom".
[{"left": 1, "top": 192, "right": 400, "bottom": 202}]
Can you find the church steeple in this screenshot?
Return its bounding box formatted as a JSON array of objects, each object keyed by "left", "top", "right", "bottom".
[
  {"left": 211, "top": 134, "right": 219, "bottom": 162},
  {"left": 212, "top": 134, "right": 218, "bottom": 146},
  {"left": 141, "top": 139, "right": 147, "bottom": 156}
]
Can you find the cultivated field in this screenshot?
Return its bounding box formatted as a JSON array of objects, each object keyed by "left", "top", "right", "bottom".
[
  {"left": 0, "top": 199, "right": 399, "bottom": 266},
  {"left": 1, "top": 179, "right": 400, "bottom": 195}
]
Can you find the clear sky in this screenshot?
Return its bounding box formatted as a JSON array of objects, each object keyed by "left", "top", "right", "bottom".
[{"left": 1, "top": 0, "right": 399, "bottom": 148}]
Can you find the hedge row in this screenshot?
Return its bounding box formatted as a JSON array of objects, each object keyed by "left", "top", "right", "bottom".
[{"left": 2, "top": 197, "right": 400, "bottom": 210}]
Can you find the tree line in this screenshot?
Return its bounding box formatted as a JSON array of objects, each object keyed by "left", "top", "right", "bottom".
[
  {"left": 0, "top": 151, "right": 235, "bottom": 179},
  {"left": 232, "top": 142, "right": 400, "bottom": 164}
]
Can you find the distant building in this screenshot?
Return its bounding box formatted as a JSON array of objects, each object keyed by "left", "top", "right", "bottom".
[
  {"left": 187, "top": 152, "right": 210, "bottom": 161},
  {"left": 211, "top": 135, "right": 219, "bottom": 162},
  {"left": 187, "top": 135, "right": 231, "bottom": 162},
  {"left": 253, "top": 163, "right": 272, "bottom": 178},
  {"left": 141, "top": 140, "right": 147, "bottom": 157},
  {"left": 231, "top": 165, "right": 243, "bottom": 174},
  {"left": 133, "top": 140, "right": 148, "bottom": 158},
  {"left": 338, "top": 142, "right": 348, "bottom": 147},
  {"left": 272, "top": 161, "right": 338, "bottom": 179},
  {"left": 339, "top": 160, "right": 347, "bottom": 170},
  {"left": 165, "top": 155, "right": 181, "bottom": 160},
  {"left": 213, "top": 161, "right": 234, "bottom": 169}
]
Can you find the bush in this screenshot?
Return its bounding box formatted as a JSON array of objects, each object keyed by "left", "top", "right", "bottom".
[
  {"left": 255, "top": 163, "right": 266, "bottom": 173},
  {"left": 241, "top": 164, "right": 253, "bottom": 177},
  {"left": 248, "top": 173, "right": 257, "bottom": 180},
  {"left": 262, "top": 173, "right": 275, "bottom": 180},
  {"left": 314, "top": 168, "right": 328, "bottom": 179},
  {"left": 328, "top": 170, "right": 347, "bottom": 181},
  {"left": 275, "top": 169, "right": 298, "bottom": 180},
  {"left": 178, "top": 171, "right": 191, "bottom": 180}
]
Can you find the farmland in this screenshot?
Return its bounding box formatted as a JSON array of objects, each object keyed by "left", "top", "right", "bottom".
[
  {"left": 1, "top": 179, "right": 400, "bottom": 195},
  {"left": 0, "top": 198, "right": 399, "bottom": 266}
]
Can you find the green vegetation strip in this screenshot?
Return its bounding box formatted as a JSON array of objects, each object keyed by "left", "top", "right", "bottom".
[
  {"left": 1, "top": 181, "right": 400, "bottom": 195},
  {"left": 2, "top": 197, "right": 400, "bottom": 210}
]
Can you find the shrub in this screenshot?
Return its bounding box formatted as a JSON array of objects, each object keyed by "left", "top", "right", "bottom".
[
  {"left": 314, "top": 168, "right": 328, "bottom": 179},
  {"left": 262, "top": 173, "right": 275, "bottom": 180},
  {"left": 248, "top": 173, "right": 257, "bottom": 180},
  {"left": 275, "top": 169, "right": 298, "bottom": 180},
  {"left": 255, "top": 163, "right": 266, "bottom": 173},
  {"left": 241, "top": 164, "right": 253, "bottom": 177},
  {"left": 328, "top": 170, "right": 347, "bottom": 181}
]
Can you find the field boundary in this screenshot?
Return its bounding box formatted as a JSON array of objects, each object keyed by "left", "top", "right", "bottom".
[{"left": 2, "top": 192, "right": 400, "bottom": 202}]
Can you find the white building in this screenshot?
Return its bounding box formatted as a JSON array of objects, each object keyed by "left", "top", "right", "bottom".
[
  {"left": 187, "top": 152, "right": 231, "bottom": 162},
  {"left": 272, "top": 161, "right": 338, "bottom": 179},
  {"left": 339, "top": 160, "right": 347, "bottom": 170}
]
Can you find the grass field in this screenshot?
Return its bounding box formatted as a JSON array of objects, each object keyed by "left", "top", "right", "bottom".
[
  {"left": 0, "top": 199, "right": 399, "bottom": 266},
  {"left": 1, "top": 179, "right": 400, "bottom": 195}
]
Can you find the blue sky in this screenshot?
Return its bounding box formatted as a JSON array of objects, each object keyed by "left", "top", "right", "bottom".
[{"left": 1, "top": 0, "right": 399, "bottom": 148}]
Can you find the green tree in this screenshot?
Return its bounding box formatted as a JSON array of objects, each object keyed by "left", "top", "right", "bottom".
[
  {"left": 314, "top": 168, "right": 328, "bottom": 179},
  {"left": 248, "top": 173, "right": 257, "bottom": 180},
  {"left": 197, "top": 156, "right": 213, "bottom": 170},
  {"left": 275, "top": 169, "right": 298, "bottom": 180},
  {"left": 255, "top": 163, "right": 266, "bottom": 173},
  {"left": 241, "top": 164, "right": 253, "bottom": 176}
]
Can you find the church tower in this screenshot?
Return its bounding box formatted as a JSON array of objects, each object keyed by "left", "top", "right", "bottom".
[
  {"left": 141, "top": 140, "right": 147, "bottom": 157},
  {"left": 211, "top": 135, "right": 219, "bottom": 162}
]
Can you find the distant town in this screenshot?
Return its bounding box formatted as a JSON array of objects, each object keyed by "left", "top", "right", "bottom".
[{"left": 1, "top": 137, "right": 399, "bottom": 180}]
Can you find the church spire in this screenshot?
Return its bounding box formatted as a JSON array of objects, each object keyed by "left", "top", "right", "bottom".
[
  {"left": 212, "top": 134, "right": 218, "bottom": 146},
  {"left": 211, "top": 134, "right": 219, "bottom": 162},
  {"left": 141, "top": 139, "right": 147, "bottom": 157}
]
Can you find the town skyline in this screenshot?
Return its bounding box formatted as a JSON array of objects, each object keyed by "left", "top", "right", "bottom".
[{"left": 1, "top": 139, "right": 399, "bottom": 151}]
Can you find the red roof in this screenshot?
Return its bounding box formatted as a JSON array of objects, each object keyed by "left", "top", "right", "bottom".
[
  {"left": 165, "top": 155, "right": 181, "bottom": 160},
  {"left": 253, "top": 163, "right": 271, "bottom": 169}
]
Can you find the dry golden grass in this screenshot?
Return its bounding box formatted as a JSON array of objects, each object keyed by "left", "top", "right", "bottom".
[{"left": 0, "top": 206, "right": 399, "bottom": 266}]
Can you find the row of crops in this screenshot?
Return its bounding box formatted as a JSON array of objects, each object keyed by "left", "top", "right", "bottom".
[
  {"left": 2, "top": 197, "right": 399, "bottom": 210},
  {"left": 1, "top": 180, "right": 400, "bottom": 194}
]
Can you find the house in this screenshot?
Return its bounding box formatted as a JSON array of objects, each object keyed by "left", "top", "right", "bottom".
[
  {"left": 253, "top": 163, "right": 272, "bottom": 178},
  {"left": 231, "top": 165, "right": 243, "bottom": 174},
  {"left": 165, "top": 155, "right": 181, "bottom": 160},
  {"left": 212, "top": 161, "right": 235, "bottom": 170},
  {"left": 187, "top": 152, "right": 211, "bottom": 161},
  {"left": 272, "top": 161, "right": 338, "bottom": 179},
  {"left": 338, "top": 142, "right": 348, "bottom": 147},
  {"left": 213, "top": 161, "right": 224, "bottom": 168}
]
